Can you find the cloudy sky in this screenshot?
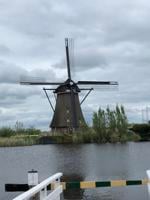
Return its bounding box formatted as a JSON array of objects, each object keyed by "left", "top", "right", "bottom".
[{"left": 0, "top": 0, "right": 150, "bottom": 130}]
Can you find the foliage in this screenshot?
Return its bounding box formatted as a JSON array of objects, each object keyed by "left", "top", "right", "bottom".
[
  {"left": 0, "top": 113, "right": 143, "bottom": 146},
  {"left": 131, "top": 123, "right": 150, "bottom": 133},
  {"left": 72, "top": 128, "right": 95, "bottom": 143},
  {"left": 0, "top": 121, "right": 41, "bottom": 138},
  {"left": 14, "top": 121, "right": 41, "bottom": 135},
  {"left": 92, "top": 105, "right": 132, "bottom": 143},
  {"left": 93, "top": 108, "right": 107, "bottom": 142},
  {"left": 109, "top": 133, "right": 120, "bottom": 143},
  {"left": 0, "top": 127, "right": 15, "bottom": 137},
  {"left": 15, "top": 121, "right": 25, "bottom": 134},
  {"left": 25, "top": 128, "right": 41, "bottom": 135},
  {"left": 0, "top": 135, "right": 38, "bottom": 147},
  {"left": 127, "top": 131, "right": 141, "bottom": 141},
  {"left": 130, "top": 123, "right": 150, "bottom": 141}
]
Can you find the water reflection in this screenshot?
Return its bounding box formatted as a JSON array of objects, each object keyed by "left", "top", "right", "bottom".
[
  {"left": 50, "top": 145, "right": 86, "bottom": 199},
  {"left": 50, "top": 144, "right": 87, "bottom": 177},
  {"left": 61, "top": 174, "right": 84, "bottom": 200}
]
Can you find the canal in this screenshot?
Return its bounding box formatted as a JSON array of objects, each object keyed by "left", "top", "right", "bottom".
[{"left": 0, "top": 142, "right": 150, "bottom": 199}]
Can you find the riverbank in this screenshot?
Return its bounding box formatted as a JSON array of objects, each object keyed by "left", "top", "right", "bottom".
[
  {"left": 0, "top": 135, "right": 39, "bottom": 147},
  {"left": 0, "top": 132, "right": 141, "bottom": 147},
  {"left": 0, "top": 121, "right": 148, "bottom": 147}
]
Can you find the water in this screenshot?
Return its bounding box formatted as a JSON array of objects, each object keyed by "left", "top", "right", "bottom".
[{"left": 0, "top": 142, "right": 150, "bottom": 199}]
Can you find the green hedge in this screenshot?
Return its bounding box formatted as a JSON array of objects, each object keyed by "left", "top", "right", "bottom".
[{"left": 130, "top": 124, "right": 150, "bottom": 141}]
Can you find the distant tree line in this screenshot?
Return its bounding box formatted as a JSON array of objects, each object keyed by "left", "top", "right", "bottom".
[
  {"left": 130, "top": 123, "right": 150, "bottom": 141},
  {"left": 0, "top": 121, "right": 41, "bottom": 137}
]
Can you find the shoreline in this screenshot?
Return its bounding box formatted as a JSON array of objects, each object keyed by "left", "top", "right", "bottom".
[{"left": 0, "top": 134, "right": 145, "bottom": 147}]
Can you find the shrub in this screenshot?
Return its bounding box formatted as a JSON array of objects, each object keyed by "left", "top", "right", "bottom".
[
  {"left": 25, "top": 128, "right": 41, "bottom": 135},
  {"left": 109, "top": 133, "right": 120, "bottom": 143},
  {"left": 120, "top": 134, "right": 128, "bottom": 143},
  {"left": 131, "top": 124, "right": 150, "bottom": 141},
  {"left": 0, "top": 127, "right": 15, "bottom": 137},
  {"left": 92, "top": 105, "right": 128, "bottom": 143}
]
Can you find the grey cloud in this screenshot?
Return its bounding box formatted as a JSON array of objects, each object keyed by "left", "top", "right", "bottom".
[
  {"left": 0, "top": 60, "right": 58, "bottom": 84},
  {"left": 65, "top": 0, "right": 150, "bottom": 45},
  {"left": 0, "top": 44, "right": 11, "bottom": 55},
  {"left": 53, "top": 48, "right": 107, "bottom": 73},
  {"left": 0, "top": 108, "right": 51, "bottom": 129},
  {"left": 0, "top": 84, "right": 44, "bottom": 110},
  {"left": 30, "top": 68, "right": 57, "bottom": 81},
  {"left": 0, "top": 0, "right": 71, "bottom": 38},
  {"left": 0, "top": 0, "right": 150, "bottom": 128},
  {"left": 0, "top": 60, "right": 58, "bottom": 112},
  {"left": 74, "top": 49, "right": 107, "bottom": 69},
  {"left": 0, "top": 60, "right": 26, "bottom": 84}
]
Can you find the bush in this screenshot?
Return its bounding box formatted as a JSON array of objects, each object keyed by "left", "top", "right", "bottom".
[
  {"left": 126, "top": 130, "right": 141, "bottom": 141},
  {"left": 72, "top": 134, "right": 82, "bottom": 143},
  {"left": 109, "top": 133, "right": 120, "bottom": 143},
  {"left": 131, "top": 124, "right": 150, "bottom": 141},
  {"left": 120, "top": 134, "right": 128, "bottom": 143},
  {"left": 25, "top": 128, "right": 41, "bottom": 135},
  {"left": 92, "top": 105, "right": 128, "bottom": 143},
  {"left": 131, "top": 124, "right": 150, "bottom": 133},
  {"left": 0, "top": 127, "right": 15, "bottom": 137}
]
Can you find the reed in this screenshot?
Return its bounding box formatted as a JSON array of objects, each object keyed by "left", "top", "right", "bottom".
[{"left": 0, "top": 135, "right": 39, "bottom": 147}]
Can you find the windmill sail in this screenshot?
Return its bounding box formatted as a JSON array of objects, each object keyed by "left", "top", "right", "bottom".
[
  {"left": 77, "top": 81, "right": 118, "bottom": 85},
  {"left": 20, "top": 81, "right": 63, "bottom": 85}
]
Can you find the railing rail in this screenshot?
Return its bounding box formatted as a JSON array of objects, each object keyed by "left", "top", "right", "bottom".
[{"left": 12, "top": 172, "right": 63, "bottom": 200}]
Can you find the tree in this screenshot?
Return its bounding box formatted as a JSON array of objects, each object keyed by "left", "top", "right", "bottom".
[
  {"left": 106, "top": 106, "right": 116, "bottom": 141},
  {"left": 15, "top": 121, "right": 25, "bottom": 134},
  {"left": 92, "top": 105, "right": 129, "bottom": 143},
  {"left": 93, "top": 108, "right": 107, "bottom": 142},
  {"left": 0, "top": 127, "right": 15, "bottom": 137}
]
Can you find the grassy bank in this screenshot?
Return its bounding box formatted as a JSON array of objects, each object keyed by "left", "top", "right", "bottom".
[
  {"left": 0, "top": 131, "right": 141, "bottom": 147},
  {"left": 0, "top": 135, "right": 39, "bottom": 147}
]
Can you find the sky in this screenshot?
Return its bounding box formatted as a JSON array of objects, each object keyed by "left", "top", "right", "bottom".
[{"left": 0, "top": 0, "right": 150, "bottom": 130}]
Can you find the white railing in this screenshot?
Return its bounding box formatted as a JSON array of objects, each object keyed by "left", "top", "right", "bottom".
[
  {"left": 13, "top": 173, "right": 63, "bottom": 200},
  {"left": 147, "top": 170, "right": 150, "bottom": 197}
]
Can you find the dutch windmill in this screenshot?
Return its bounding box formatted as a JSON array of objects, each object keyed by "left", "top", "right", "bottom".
[{"left": 20, "top": 38, "right": 118, "bottom": 133}]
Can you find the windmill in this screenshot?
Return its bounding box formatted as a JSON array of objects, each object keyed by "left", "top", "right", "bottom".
[{"left": 20, "top": 38, "right": 118, "bottom": 133}]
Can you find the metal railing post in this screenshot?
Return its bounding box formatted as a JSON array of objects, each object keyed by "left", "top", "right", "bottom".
[
  {"left": 55, "top": 178, "right": 61, "bottom": 200},
  {"left": 28, "top": 170, "right": 39, "bottom": 200},
  {"left": 40, "top": 187, "right": 47, "bottom": 200},
  {"left": 147, "top": 170, "right": 150, "bottom": 197}
]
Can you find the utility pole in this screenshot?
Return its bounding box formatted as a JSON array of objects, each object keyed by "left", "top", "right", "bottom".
[
  {"left": 146, "top": 106, "right": 149, "bottom": 124},
  {"left": 142, "top": 109, "right": 144, "bottom": 123}
]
